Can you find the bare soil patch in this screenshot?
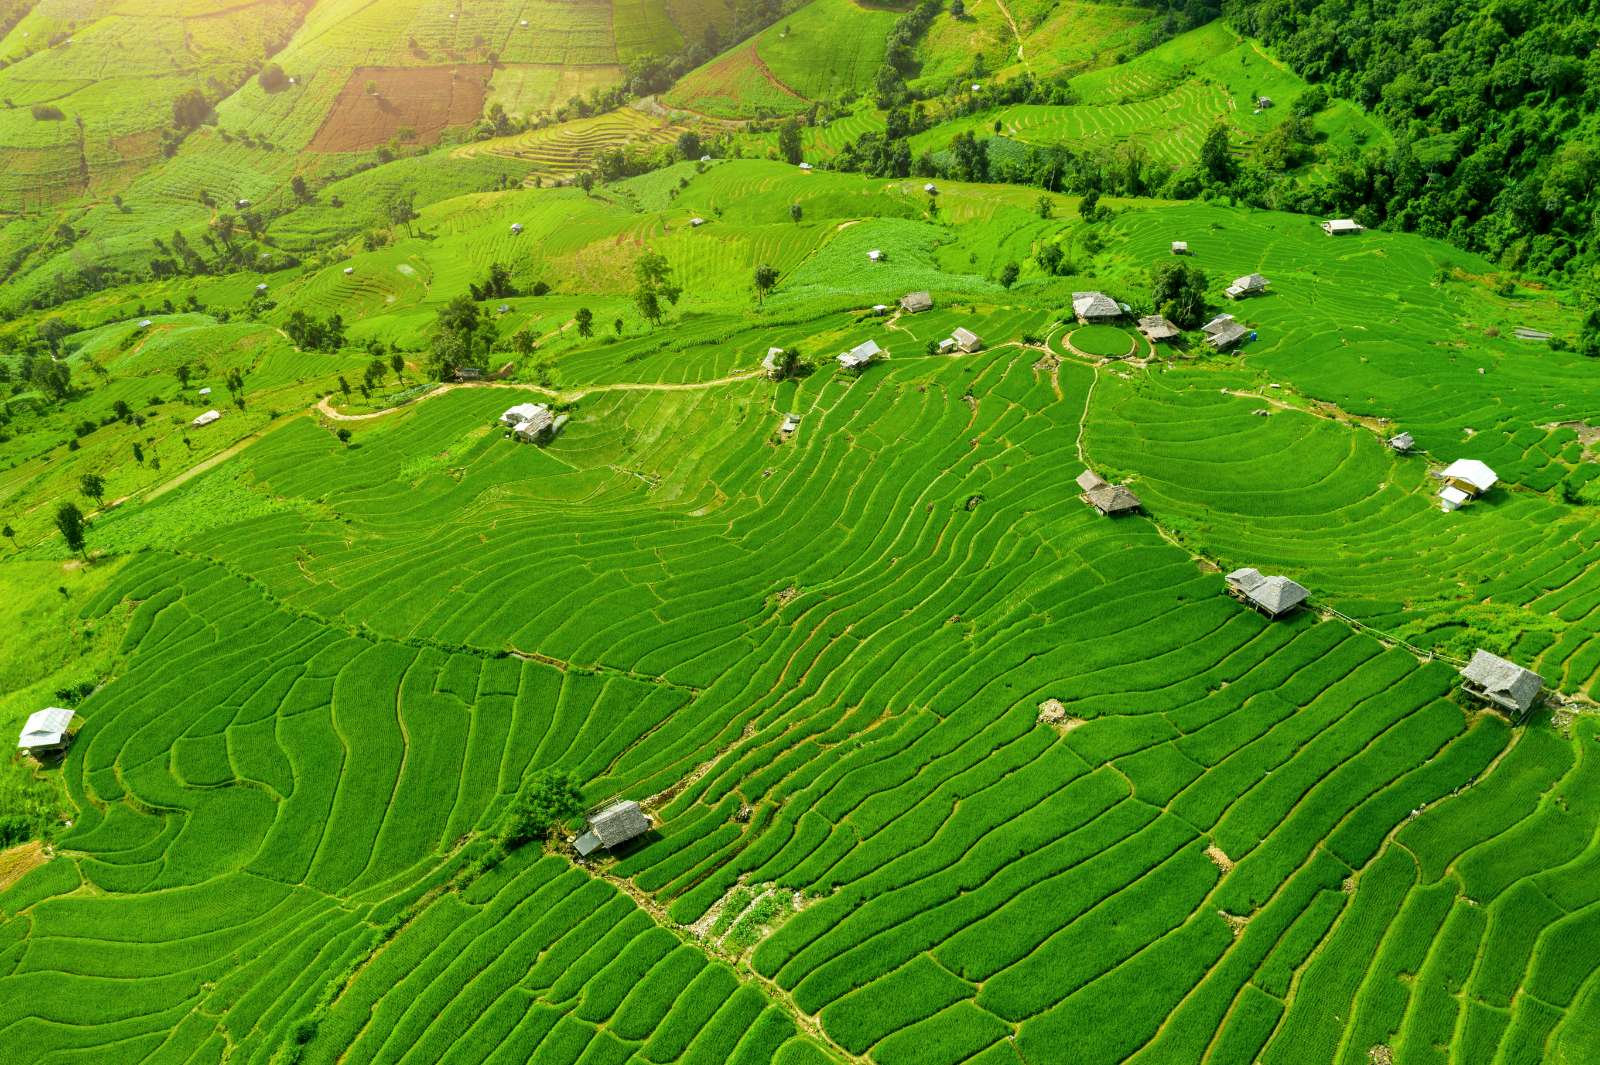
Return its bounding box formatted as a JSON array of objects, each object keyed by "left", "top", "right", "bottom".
[{"left": 310, "top": 66, "right": 490, "bottom": 153}]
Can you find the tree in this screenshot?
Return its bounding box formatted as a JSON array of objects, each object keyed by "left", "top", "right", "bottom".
[
  {"left": 1037, "top": 195, "right": 1053, "bottom": 219},
  {"left": 1151, "top": 261, "right": 1209, "bottom": 329},
  {"left": 175, "top": 363, "right": 193, "bottom": 388},
  {"left": 1078, "top": 188, "right": 1100, "bottom": 223},
  {"left": 390, "top": 352, "right": 405, "bottom": 382},
  {"left": 577, "top": 171, "right": 595, "bottom": 196},
  {"left": 1, "top": 524, "right": 13, "bottom": 542},
  {"left": 999, "top": 261, "right": 1020, "bottom": 288},
  {"left": 790, "top": 203, "right": 803, "bottom": 224},
  {"left": 290, "top": 175, "right": 312, "bottom": 204},
  {"left": 777, "top": 119, "right": 803, "bottom": 166},
  {"left": 172, "top": 89, "right": 210, "bottom": 130},
  {"left": 676, "top": 130, "right": 703, "bottom": 161},
  {"left": 500, "top": 768, "right": 586, "bottom": 849},
  {"left": 55, "top": 502, "right": 86, "bottom": 559},
  {"left": 575, "top": 308, "right": 594, "bottom": 338},
  {"left": 614, "top": 317, "right": 624, "bottom": 336},
  {"left": 258, "top": 63, "right": 288, "bottom": 92},
  {"left": 387, "top": 193, "right": 419, "bottom": 238},
  {"left": 336, "top": 428, "right": 352, "bottom": 446},
  {"left": 338, "top": 375, "right": 351, "bottom": 397},
  {"left": 632, "top": 251, "right": 681, "bottom": 327},
  {"left": 1200, "top": 123, "right": 1233, "bottom": 184},
  {"left": 753, "top": 263, "right": 779, "bottom": 307},
  {"left": 132, "top": 442, "right": 144, "bottom": 464},
  {"left": 37, "top": 317, "right": 74, "bottom": 354},
  {"left": 1037, "top": 242, "right": 1065, "bottom": 275},
  {"left": 951, "top": 0, "right": 965, "bottom": 14},
  {"left": 79, "top": 473, "right": 105, "bottom": 506}
]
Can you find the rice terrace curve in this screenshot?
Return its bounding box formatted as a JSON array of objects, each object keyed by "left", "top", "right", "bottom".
[{"left": 2, "top": 1, "right": 1600, "bottom": 1064}]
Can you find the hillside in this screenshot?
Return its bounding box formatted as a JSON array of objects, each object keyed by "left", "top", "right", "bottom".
[
  {"left": 3, "top": 5, "right": 1600, "bottom": 1065},
  {"left": 3, "top": 151, "right": 1600, "bottom": 1063}
]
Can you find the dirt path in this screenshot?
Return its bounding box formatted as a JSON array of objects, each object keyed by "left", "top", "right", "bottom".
[
  {"left": 991, "top": 0, "right": 1030, "bottom": 71},
  {"left": 316, "top": 372, "right": 769, "bottom": 422},
  {"left": 143, "top": 423, "right": 286, "bottom": 503}
]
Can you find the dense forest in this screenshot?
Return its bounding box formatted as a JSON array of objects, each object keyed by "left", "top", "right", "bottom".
[{"left": 1225, "top": 0, "right": 1600, "bottom": 279}]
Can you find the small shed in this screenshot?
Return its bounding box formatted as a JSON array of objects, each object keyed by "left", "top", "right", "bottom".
[
  {"left": 1322, "top": 218, "right": 1364, "bottom": 236},
  {"left": 510, "top": 223, "right": 524, "bottom": 234},
  {"left": 18, "top": 707, "right": 75, "bottom": 757},
  {"left": 574, "top": 801, "right": 651, "bottom": 856},
  {"left": 198, "top": 387, "right": 212, "bottom": 397},
  {"left": 1438, "top": 459, "right": 1497, "bottom": 497},
  {"left": 499, "top": 402, "right": 545, "bottom": 427},
  {"left": 1137, "top": 315, "right": 1180, "bottom": 342},
  {"left": 255, "top": 283, "right": 268, "bottom": 294},
  {"left": 937, "top": 338, "right": 957, "bottom": 355},
  {"left": 868, "top": 249, "right": 884, "bottom": 263},
  {"left": 871, "top": 304, "right": 889, "bottom": 316},
  {"left": 1083, "top": 484, "right": 1142, "bottom": 516},
  {"left": 454, "top": 366, "right": 485, "bottom": 382},
  {"left": 1171, "top": 241, "right": 1189, "bottom": 255},
  {"left": 1072, "top": 291, "right": 1122, "bottom": 323},
  {"left": 1387, "top": 431, "right": 1415, "bottom": 452},
  {"left": 689, "top": 217, "right": 705, "bottom": 227},
  {"left": 900, "top": 291, "right": 933, "bottom": 313},
  {"left": 924, "top": 183, "right": 939, "bottom": 194},
  {"left": 838, "top": 339, "right": 882, "bottom": 371},
  {"left": 1226, "top": 274, "right": 1269, "bottom": 300},
  {"left": 1076, "top": 469, "right": 1107, "bottom": 492},
  {"left": 343, "top": 267, "right": 355, "bottom": 275},
  {"left": 1459, "top": 650, "right": 1543, "bottom": 720},
  {"left": 951, "top": 326, "right": 983, "bottom": 352},
  {"left": 762, "top": 347, "right": 787, "bottom": 378},
  {"left": 798, "top": 162, "right": 813, "bottom": 171},
  {"left": 1256, "top": 96, "right": 1273, "bottom": 108},
  {"left": 780, "top": 412, "right": 800, "bottom": 434},
  {"left": 138, "top": 319, "right": 152, "bottom": 328},
  {"left": 513, "top": 407, "right": 563, "bottom": 444},
  {"left": 1205, "top": 321, "right": 1249, "bottom": 350},
  {"left": 192, "top": 410, "right": 221, "bottom": 428},
  {"left": 1226, "top": 567, "right": 1308, "bottom": 619}
]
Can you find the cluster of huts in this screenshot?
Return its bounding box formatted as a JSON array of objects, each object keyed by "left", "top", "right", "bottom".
[
  {"left": 498, "top": 401, "right": 566, "bottom": 444},
  {"left": 1220, "top": 569, "right": 1545, "bottom": 719},
  {"left": 820, "top": 291, "right": 983, "bottom": 373}
]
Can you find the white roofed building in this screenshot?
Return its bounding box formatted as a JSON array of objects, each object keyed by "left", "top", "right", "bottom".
[
  {"left": 1437, "top": 460, "right": 1497, "bottom": 510},
  {"left": 1322, "top": 218, "right": 1365, "bottom": 236},
  {"left": 18, "top": 708, "right": 75, "bottom": 757},
  {"left": 192, "top": 410, "right": 221, "bottom": 428},
  {"left": 951, "top": 327, "right": 983, "bottom": 352},
  {"left": 838, "top": 339, "right": 882, "bottom": 371},
  {"left": 499, "top": 402, "right": 545, "bottom": 427}
]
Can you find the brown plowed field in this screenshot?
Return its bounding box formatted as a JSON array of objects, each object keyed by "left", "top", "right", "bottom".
[{"left": 309, "top": 65, "right": 490, "bottom": 153}]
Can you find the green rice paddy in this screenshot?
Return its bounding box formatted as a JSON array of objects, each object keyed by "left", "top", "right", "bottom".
[{"left": 1, "top": 32, "right": 1598, "bottom": 1065}]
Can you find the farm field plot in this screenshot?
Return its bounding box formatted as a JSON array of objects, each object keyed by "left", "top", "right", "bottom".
[
  {"left": 309, "top": 66, "right": 493, "bottom": 153},
  {"left": 3, "top": 141, "right": 1600, "bottom": 1065}
]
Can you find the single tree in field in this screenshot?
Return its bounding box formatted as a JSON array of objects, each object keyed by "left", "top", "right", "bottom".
[
  {"left": 79, "top": 473, "right": 106, "bottom": 506},
  {"left": 55, "top": 502, "right": 87, "bottom": 559},
  {"left": 336, "top": 428, "right": 352, "bottom": 446},
  {"left": 390, "top": 352, "right": 405, "bottom": 382},
  {"left": 999, "top": 262, "right": 1020, "bottom": 289},
  {"left": 789, "top": 202, "right": 802, "bottom": 224},
  {"left": 613, "top": 317, "right": 624, "bottom": 336},
  {"left": 632, "top": 251, "right": 681, "bottom": 327},
  {"left": 132, "top": 442, "right": 144, "bottom": 464},
  {"left": 777, "top": 119, "right": 803, "bottom": 166},
  {"left": 676, "top": 130, "right": 702, "bottom": 161},
  {"left": 500, "top": 768, "right": 586, "bottom": 849},
  {"left": 364, "top": 358, "right": 386, "bottom": 390},
  {"left": 1200, "top": 123, "right": 1233, "bottom": 184},
  {"left": 1151, "top": 261, "right": 1209, "bottom": 328},
  {"left": 338, "top": 375, "right": 351, "bottom": 398},
  {"left": 951, "top": 0, "right": 965, "bottom": 14},
  {"left": 512, "top": 330, "right": 536, "bottom": 356},
  {"left": 290, "top": 175, "right": 311, "bottom": 203},
  {"left": 175, "top": 362, "right": 192, "bottom": 388},
  {"left": 1036, "top": 195, "right": 1053, "bottom": 219},
  {"left": 1078, "top": 189, "right": 1100, "bottom": 224},
  {"left": 387, "top": 193, "right": 419, "bottom": 238},
  {"left": 577, "top": 171, "right": 595, "bottom": 196},
  {"left": 172, "top": 89, "right": 210, "bottom": 130},
  {"left": 2, "top": 524, "right": 14, "bottom": 544},
  {"left": 753, "top": 264, "right": 779, "bottom": 307},
  {"left": 575, "top": 308, "right": 594, "bottom": 337}
]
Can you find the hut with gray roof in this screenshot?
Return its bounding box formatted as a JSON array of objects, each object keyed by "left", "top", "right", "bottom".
[
  {"left": 838, "top": 339, "right": 882, "bottom": 371},
  {"left": 1072, "top": 291, "right": 1122, "bottom": 323},
  {"left": 1202, "top": 314, "right": 1249, "bottom": 350},
  {"left": 1137, "top": 315, "right": 1180, "bottom": 343},
  {"left": 1225, "top": 568, "right": 1308, "bottom": 618},
  {"left": 1226, "top": 274, "right": 1269, "bottom": 300},
  {"left": 574, "top": 800, "right": 651, "bottom": 856},
  {"left": 1387, "top": 431, "right": 1415, "bottom": 453},
  {"left": 1459, "top": 650, "right": 1543, "bottom": 721},
  {"left": 899, "top": 291, "right": 933, "bottom": 313},
  {"left": 1083, "top": 484, "right": 1142, "bottom": 516}
]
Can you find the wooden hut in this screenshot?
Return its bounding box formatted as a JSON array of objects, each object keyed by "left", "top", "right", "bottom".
[
  {"left": 1226, "top": 568, "right": 1308, "bottom": 619},
  {"left": 574, "top": 801, "right": 651, "bottom": 856},
  {"left": 17, "top": 708, "right": 75, "bottom": 758},
  {"left": 1137, "top": 315, "right": 1180, "bottom": 342},
  {"left": 1459, "top": 650, "right": 1543, "bottom": 721}
]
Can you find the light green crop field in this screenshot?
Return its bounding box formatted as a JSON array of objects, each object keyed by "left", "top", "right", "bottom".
[{"left": 2, "top": 153, "right": 1599, "bottom": 1065}]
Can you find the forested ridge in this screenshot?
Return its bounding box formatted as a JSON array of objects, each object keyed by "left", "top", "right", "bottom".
[{"left": 1226, "top": 0, "right": 1600, "bottom": 278}]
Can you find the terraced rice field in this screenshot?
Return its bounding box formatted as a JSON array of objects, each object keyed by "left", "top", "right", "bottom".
[
  {"left": 454, "top": 107, "right": 687, "bottom": 183},
  {"left": 4, "top": 163, "right": 1599, "bottom": 1065}
]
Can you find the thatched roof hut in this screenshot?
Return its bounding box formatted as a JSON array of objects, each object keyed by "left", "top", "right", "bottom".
[
  {"left": 574, "top": 801, "right": 651, "bottom": 856},
  {"left": 1459, "top": 650, "right": 1543, "bottom": 720}
]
